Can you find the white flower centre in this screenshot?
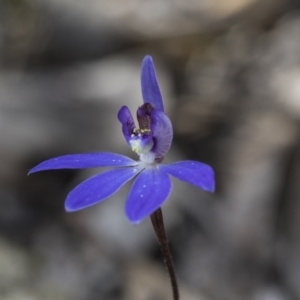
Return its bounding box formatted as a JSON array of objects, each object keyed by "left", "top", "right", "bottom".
[{"left": 139, "top": 152, "right": 156, "bottom": 165}]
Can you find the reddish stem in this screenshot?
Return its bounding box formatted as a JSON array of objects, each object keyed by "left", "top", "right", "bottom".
[{"left": 150, "top": 208, "right": 179, "bottom": 300}]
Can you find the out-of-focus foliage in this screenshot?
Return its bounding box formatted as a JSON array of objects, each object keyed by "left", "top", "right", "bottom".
[{"left": 1, "top": 0, "right": 300, "bottom": 299}]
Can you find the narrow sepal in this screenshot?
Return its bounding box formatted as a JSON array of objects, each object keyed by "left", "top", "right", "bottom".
[
  {"left": 125, "top": 168, "right": 172, "bottom": 224},
  {"left": 28, "top": 153, "right": 138, "bottom": 174},
  {"left": 118, "top": 106, "right": 136, "bottom": 145},
  {"left": 150, "top": 109, "right": 173, "bottom": 159},
  {"left": 159, "top": 161, "right": 215, "bottom": 192},
  {"left": 141, "top": 55, "right": 164, "bottom": 112},
  {"left": 65, "top": 166, "right": 144, "bottom": 212}
]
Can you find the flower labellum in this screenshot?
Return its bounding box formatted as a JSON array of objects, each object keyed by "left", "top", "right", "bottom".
[{"left": 29, "top": 55, "right": 215, "bottom": 224}]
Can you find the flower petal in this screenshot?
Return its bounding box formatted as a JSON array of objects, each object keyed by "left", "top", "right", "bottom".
[
  {"left": 125, "top": 167, "right": 172, "bottom": 224},
  {"left": 118, "top": 106, "right": 136, "bottom": 145},
  {"left": 150, "top": 109, "right": 173, "bottom": 159},
  {"left": 159, "top": 161, "right": 215, "bottom": 192},
  {"left": 141, "top": 55, "right": 164, "bottom": 112},
  {"left": 28, "top": 153, "right": 138, "bottom": 174},
  {"left": 65, "top": 166, "right": 143, "bottom": 212}
]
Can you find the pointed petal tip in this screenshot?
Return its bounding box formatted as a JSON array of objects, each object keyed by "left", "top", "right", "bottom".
[
  {"left": 28, "top": 165, "right": 38, "bottom": 175},
  {"left": 27, "top": 166, "right": 43, "bottom": 175},
  {"left": 141, "top": 55, "right": 156, "bottom": 74},
  {"left": 64, "top": 197, "right": 77, "bottom": 212},
  {"left": 208, "top": 170, "right": 216, "bottom": 193},
  {"left": 64, "top": 205, "right": 72, "bottom": 212},
  {"left": 142, "top": 55, "right": 153, "bottom": 63},
  {"left": 64, "top": 203, "right": 77, "bottom": 213},
  {"left": 201, "top": 166, "right": 215, "bottom": 193},
  {"left": 140, "top": 55, "right": 164, "bottom": 112},
  {"left": 64, "top": 197, "right": 89, "bottom": 213},
  {"left": 142, "top": 55, "right": 155, "bottom": 69},
  {"left": 204, "top": 182, "right": 215, "bottom": 193}
]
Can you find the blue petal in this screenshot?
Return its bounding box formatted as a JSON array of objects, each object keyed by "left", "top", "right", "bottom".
[
  {"left": 29, "top": 153, "right": 138, "bottom": 174},
  {"left": 65, "top": 166, "right": 144, "bottom": 212},
  {"left": 159, "top": 161, "right": 215, "bottom": 192},
  {"left": 118, "top": 106, "right": 136, "bottom": 145},
  {"left": 125, "top": 167, "right": 172, "bottom": 224},
  {"left": 141, "top": 55, "right": 164, "bottom": 112},
  {"left": 150, "top": 109, "right": 173, "bottom": 159}
]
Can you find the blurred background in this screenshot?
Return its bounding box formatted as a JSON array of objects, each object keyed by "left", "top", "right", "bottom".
[{"left": 1, "top": 0, "right": 300, "bottom": 299}]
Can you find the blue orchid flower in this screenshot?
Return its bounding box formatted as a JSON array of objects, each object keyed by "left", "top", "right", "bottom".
[{"left": 29, "top": 56, "right": 215, "bottom": 224}]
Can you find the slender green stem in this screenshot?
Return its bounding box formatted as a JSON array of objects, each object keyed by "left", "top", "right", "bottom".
[{"left": 150, "top": 208, "right": 179, "bottom": 300}]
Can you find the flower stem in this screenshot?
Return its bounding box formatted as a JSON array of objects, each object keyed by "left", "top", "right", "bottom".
[{"left": 150, "top": 208, "right": 179, "bottom": 300}]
